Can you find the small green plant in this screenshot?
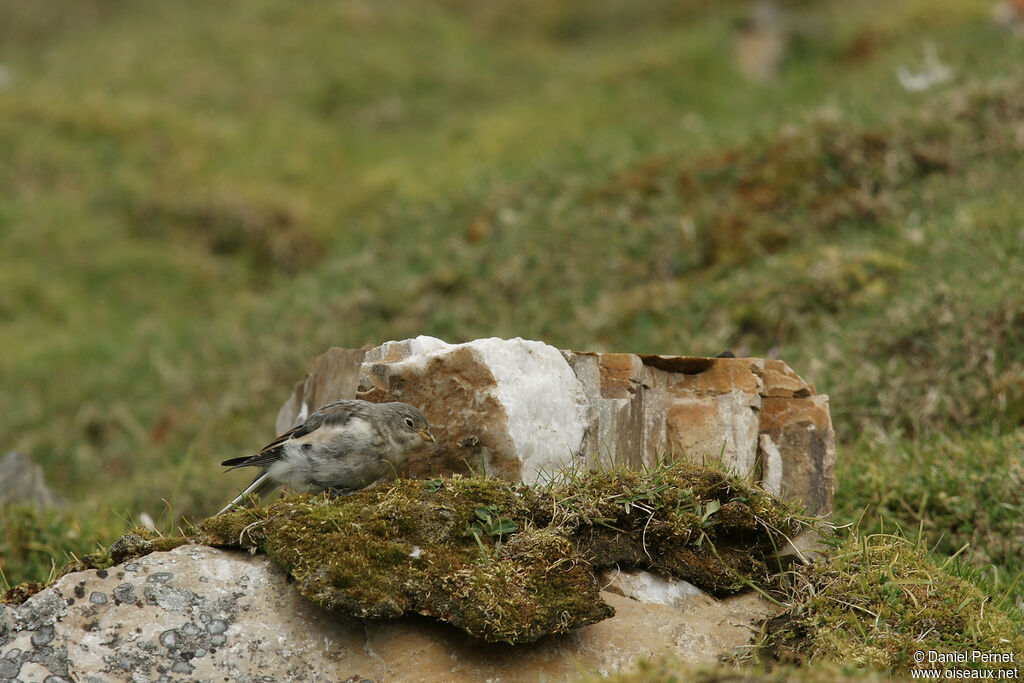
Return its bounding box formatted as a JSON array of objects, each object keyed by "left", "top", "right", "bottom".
[
  {"left": 699, "top": 499, "right": 720, "bottom": 528},
  {"left": 611, "top": 484, "right": 671, "bottom": 515},
  {"left": 468, "top": 504, "right": 518, "bottom": 555}
]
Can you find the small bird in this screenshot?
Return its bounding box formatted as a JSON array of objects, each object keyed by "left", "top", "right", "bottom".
[{"left": 216, "top": 399, "right": 435, "bottom": 515}]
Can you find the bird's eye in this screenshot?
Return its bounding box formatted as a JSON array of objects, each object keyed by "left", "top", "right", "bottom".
[{"left": 405, "top": 417, "right": 415, "bottom": 428}]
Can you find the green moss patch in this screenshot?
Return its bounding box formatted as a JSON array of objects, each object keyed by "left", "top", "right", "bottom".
[
  {"left": 202, "top": 477, "right": 609, "bottom": 644},
  {"left": 200, "top": 463, "right": 805, "bottom": 644},
  {"left": 544, "top": 465, "right": 803, "bottom": 596},
  {"left": 757, "top": 530, "right": 1024, "bottom": 674}
]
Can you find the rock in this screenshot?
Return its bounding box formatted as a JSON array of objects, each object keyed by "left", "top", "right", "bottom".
[
  {"left": 0, "top": 451, "right": 63, "bottom": 510},
  {"left": 758, "top": 395, "right": 836, "bottom": 515},
  {"left": 0, "top": 546, "right": 781, "bottom": 682},
  {"left": 1, "top": 545, "right": 369, "bottom": 682},
  {"left": 275, "top": 337, "right": 836, "bottom": 514},
  {"left": 597, "top": 568, "right": 779, "bottom": 666},
  {"left": 733, "top": 1, "right": 787, "bottom": 83}
]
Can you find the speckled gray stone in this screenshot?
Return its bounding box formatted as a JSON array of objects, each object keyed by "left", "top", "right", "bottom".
[
  {"left": 0, "top": 545, "right": 782, "bottom": 682},
  {"left": 0, "top": 546, "right": 368, "bottom": 682}
]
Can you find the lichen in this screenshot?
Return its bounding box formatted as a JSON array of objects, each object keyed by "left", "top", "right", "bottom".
[{"left": 199, "top": 462, "right": 805, "bottom": 644}]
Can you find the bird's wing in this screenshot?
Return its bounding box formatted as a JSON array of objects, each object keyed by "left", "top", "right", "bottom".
[
  {"left": 219, "top": 433, "right": 293, "bottom": 470},
  {"left": 220, "top": 399, "right": 371, "bottom": 469}
]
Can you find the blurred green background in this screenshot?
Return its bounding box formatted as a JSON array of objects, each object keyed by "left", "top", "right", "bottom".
[{"left": 1, "top": 0, "right": 1022, "bottom": 620}]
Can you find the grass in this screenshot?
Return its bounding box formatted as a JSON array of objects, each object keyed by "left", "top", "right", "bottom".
[
  {"left": 835, "top": 432, "right": 1024, "bottom": 594},
  {"left": 589, "top": 528, "right": 1023, "bottom": 681},
  {"left": 757, "top": 528, "right": 1024, "bottom": 673},
  {"left": 1, "top": 0, "right": 1023, "bottom": 675}
]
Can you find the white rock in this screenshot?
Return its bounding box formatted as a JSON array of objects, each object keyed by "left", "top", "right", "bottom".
[
  {"left": 602, "top": 569, "right": 711, "bottom": 609},
  {"left": 357, "top": 336, "right": 594, "bottom": 483},
  {"left": 469, "top": 337, "right": 591, "bottom": 482}
]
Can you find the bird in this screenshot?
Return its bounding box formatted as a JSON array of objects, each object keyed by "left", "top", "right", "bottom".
[{"left": 216, "top": 399, "right": 435, "bottom": 515}]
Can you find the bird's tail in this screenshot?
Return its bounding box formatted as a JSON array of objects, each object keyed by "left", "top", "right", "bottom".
[{"left": 216, "top": 472, "right": 278, "bottom": 516}]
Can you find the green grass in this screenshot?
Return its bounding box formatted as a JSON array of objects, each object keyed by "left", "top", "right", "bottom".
[
  {"left": 834, "top": 431, "right": 1024, "bottom": 610},
  {"left": 1, "top": 0, "right": 1023, "bottom": 672},
  {"left": 757, "top": 528, "right": 1024, "bottom": 673}
]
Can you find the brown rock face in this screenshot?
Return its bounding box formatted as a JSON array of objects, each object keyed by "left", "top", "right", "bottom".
[
  {"left": 759, "top": 395, "right": 836, "bottom": 515},
  {"left": 360, "top": 343, "right": 523, "bottom": 481},
  {"left": 274, "top": 337, "right": 835, "bottom": 514}
]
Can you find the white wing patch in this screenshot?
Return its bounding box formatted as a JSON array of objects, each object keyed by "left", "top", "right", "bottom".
[{"left": 291, "top": 416, "right": 374, "bottom": 447}]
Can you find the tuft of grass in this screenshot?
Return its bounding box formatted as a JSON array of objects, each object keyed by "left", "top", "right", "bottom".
[
  {"left": 834, "top": 431, "right": 1024, "bottom": 612},
  {"left": 0, "top": 498, "right": 195, "bottom": 592},
  {"left": 755, "top": 527, "right": 1024, "bottom": 674}
]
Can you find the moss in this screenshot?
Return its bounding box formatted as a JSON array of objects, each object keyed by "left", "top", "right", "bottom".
[
  {"left": 201, "top": 477, "right": 612, "bottom": 643},
  {"left": 198, "top": 462, "right": 805, "bottom": 644},
  {"left": 1, "top": 581, "right": 46, "bottom": 605},
  {"left": 552, "top": 463, "right": 801, "bottom": 596},
  {"left": 50, "top": 530, "right": 194, "bottom": 587},
  {"left": 756, "top": 531, "right": 1024, "bottom": 674},
  {"left": 4, "top": 462, "right": 803, "bottom": 640}
]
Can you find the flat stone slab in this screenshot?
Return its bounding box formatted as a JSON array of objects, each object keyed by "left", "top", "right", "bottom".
[{"left": 0, "top": 545, "right": 780, "bottom": 682}]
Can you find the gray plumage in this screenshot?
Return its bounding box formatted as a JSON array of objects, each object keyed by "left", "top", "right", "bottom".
[{"left": 217, "top": 399, "right": 435, "bottom": 515}]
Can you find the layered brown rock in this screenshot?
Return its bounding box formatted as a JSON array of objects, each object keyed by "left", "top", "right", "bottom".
[
  {"left": 274, "top": 337, "right": 835, "bottom": 514},
  {"left": 759, "top": 395, "right": 836, "bottom": 515}
]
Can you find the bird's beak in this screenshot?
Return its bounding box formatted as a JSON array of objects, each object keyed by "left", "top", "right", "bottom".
[{"left": 419, "top": 429, "right": 436, "bottom": 443}]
